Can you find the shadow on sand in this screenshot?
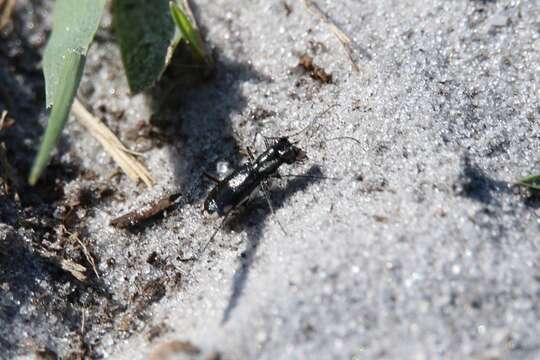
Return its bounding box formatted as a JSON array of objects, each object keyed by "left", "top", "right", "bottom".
[{"left": 221, "top": 165, "right": 324, "bottom": 323}]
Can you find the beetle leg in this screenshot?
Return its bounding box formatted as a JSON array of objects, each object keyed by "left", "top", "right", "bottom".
[
  {"left": 194, "top": 211, "right": 233, "bottom": 259},
  {"left": 246, "top": 146, "right": 256, "bottom": 162},
  {"left": 202, "top": 171, "right": 221, "bottom": 183},
  {"left": 259, "top": 180, "right": 288, "bottom": 236},
  {"left": 270, "top": 170, "right": 282, "bottom": 180}
]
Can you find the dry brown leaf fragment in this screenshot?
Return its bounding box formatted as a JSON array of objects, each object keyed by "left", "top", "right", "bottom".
[
  {"left": 298, "top": 54, "right": 332, "bottom": 83},
  {"left": 37, "top": 248, "right": 87, "bottom": 282},
  {"left": 149, "top": 340, "right": 201, "bottom": 360}
]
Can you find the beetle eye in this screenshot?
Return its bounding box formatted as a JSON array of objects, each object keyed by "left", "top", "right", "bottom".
[{"left": 296, "top": 149, "right": 307, "bottom": 162}]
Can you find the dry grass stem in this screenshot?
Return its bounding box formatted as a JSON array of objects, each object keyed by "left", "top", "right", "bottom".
[
  {"left": 300, "top": 0, "right": 359, "bottom": 72},
  {"left": 0, "top": 0, "right": 16, "bottom": 31},
  {"left": 0, "top": 110, "right": 7, "bottom": 125},
  {"left": 72, "top": 231, "right": 100, "bottom": 279},
  {"left": 71, "top": 98, "right": 155, "bottom": 187}
]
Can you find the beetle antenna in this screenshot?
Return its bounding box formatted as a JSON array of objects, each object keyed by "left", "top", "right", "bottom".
[
  {"left": 256, "top": 104, "right": 338, "bottom": 143},
  {"left": 274, "top": 173, "right": 341, "bottom": 181},
  {"left": 286, "top": 103, "right": 338, "bottom": 139},
  {"left": 324, "top": 136, "right": 363, "bottom": 147}
]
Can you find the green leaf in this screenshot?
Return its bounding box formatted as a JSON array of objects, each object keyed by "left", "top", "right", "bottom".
[
  {"left": 43, "top": 0, "right": 107, "bottom": 108},
  {"left": 518, "top": 174, "right": 540, "bottom": 190},
  {"left": 30, "top": 53, "right": 85, "bottom": 186},
  {"left": 169, "top": 1, "right": 210, "bottom": 65},
  {"left": 113, "top": 0, "right": 181, "bottom": 94},
  {"left": 30, "top": 0, "right": 106, "bottom": 185}
]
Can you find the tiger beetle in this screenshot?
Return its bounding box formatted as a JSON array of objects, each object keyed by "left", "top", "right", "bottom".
[
  {"left": 204, "top": 136, "right": 306, "bottom": 216},
  {"left": 197, "top": 105, "right": 344, "bottom": 257}
]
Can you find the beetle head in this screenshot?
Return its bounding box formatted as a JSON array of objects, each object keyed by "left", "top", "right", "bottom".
[{"left": 276, "top": 137, "right": 307, "bottom": 164}]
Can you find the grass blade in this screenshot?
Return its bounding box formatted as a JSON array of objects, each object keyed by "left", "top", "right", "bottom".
[
  {"left": 42, "top": 0, "right": 106, "bottom": 108},
  {"left": 29, "top": 52, "right": 85, "bottom": 185},
  {"left": 169, "top": 1, "right": 211, "bottom": 65},
  {"left": 518, "top": 174, "right": 540, "bottom": 190}
]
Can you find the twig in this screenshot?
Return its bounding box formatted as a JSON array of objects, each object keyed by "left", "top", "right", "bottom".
[
  {"left": 71, "top": 98, "right": 155, "bottom": 187},
  {"left": 81, "top": 308, "right": 86, "bottom": 334},
  {"left": 300, "top": 0, "right": 359, "bottom": 72},
  {"left": 0, "top": 0, "right": 16, "bottom": 31},
  {"left": 110, "top": 192, "right": 181, "bottom": 228}
]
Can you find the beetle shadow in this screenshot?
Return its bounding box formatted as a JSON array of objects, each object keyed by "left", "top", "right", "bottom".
[
  {"left": 220, "top": 165, "right": 324, "bottom": 323},
  {"left": 147, "top": 45, "right": 270, "bottom": 206}
]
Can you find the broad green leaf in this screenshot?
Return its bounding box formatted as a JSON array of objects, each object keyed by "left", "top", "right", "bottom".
[
  {"left": 113, "top": 0, "right": 181, "bottom": 94},
  {"left": 43, "top": 0, "right": 106, "bottom": 108},
  {"left": 169, "top": 2, "right": 210, "bottom": 65},
  {"left": 518, "top": 174, "right": 540, "bottom": 190},
  {"left": 30, "top": 0, "right": 106, "bottom": 185}
]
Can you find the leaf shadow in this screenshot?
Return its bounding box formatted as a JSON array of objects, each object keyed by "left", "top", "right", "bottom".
[
  {"left": 0, "top": 230, "right": 100, "bottom": 358},
  {"left": 0, "top": 3, "right": 79, "bottom": 205},
  {"left": 147, "top": 45, "right": 271, "bottom": 206},
  {"left": 0, "top": 5, "right": 115, "bottom": 357},
  {"left": 455, "top": 155, "right": 512, "bottom": 205}
]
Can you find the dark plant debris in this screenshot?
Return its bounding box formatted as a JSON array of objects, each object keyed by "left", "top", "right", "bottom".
[
  {"left": 132, "top": 278, "right": 167, "bottom": 310},
  {"left": 249, "top": 107, "right": 275, "bottom": 121},
  {"left": 0, "top": 142, "right": 20, "bottom": 200},
  {"left": 0, "top": 111, "right": 20, "bottom": 200},
  {"left": 36, "top": 247, "right": 88, "bottom": 282},
  {"left": 146, "top": 322, "right": 171, "bottom": 342},
  {"left": 283, "top": 2, "right": 293, "bottom": 16},
  {"left": 148, "top": 340, "right": 201, "bottom": 360},
  {"left": 298, "top": 54, "right": 332, "bottom": 83}
]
